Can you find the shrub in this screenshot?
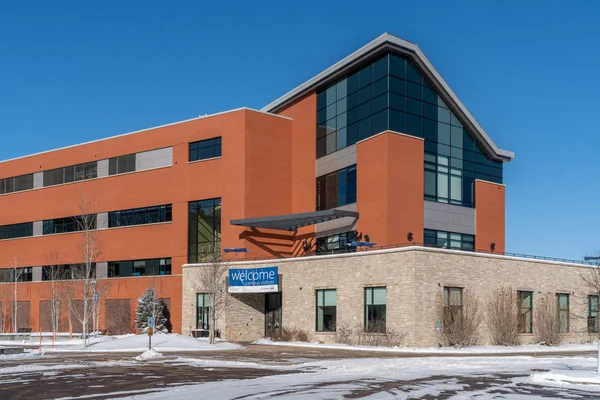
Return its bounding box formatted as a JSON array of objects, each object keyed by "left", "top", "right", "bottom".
[
  {"left": 534, "top": 294, "right": 562, "bottom": 346},
  {"left": 333, "top": 321, "right": 406, "bottom": 347},
  {"left": 270, "top": 327, "right": 310, "bottom": 342},
  {"left": 437, "top": 289, "right": 482, "bottom": 348},
  {"left": 487, "top": 287, "right": 522, "bottom": 346}
]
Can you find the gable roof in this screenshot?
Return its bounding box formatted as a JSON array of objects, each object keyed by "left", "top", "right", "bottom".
[{"left": 261, "top": 33, "right": 514, "bottom": 162}]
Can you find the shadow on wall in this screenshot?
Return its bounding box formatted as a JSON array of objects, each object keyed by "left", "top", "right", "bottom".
[{"left": 239, "top": 229, "right": 315, "bottom": 258}]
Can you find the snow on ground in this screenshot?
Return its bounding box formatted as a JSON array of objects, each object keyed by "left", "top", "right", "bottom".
[
  {"left": 252, "top": 337, "right": 598, "bottom": 354},
  {"left": 531, "top": 369, "right": 600, "bottom": 386},
  {"left": 44, "top": 334, "right": 243, "bottom": 352},
  {"left": 115, "top": 355, "right": 600, "bottom": 399},
  {"left": 135, "top": 349, "right": 163, "bottom": 361}
]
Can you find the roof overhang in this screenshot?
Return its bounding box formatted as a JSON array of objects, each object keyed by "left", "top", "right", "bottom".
[
  {"left": 261, "top": 33, "right": 514, "bottom": 162},
  {"left": 231, "top": 209, "right": 359, "bottom": 232}
]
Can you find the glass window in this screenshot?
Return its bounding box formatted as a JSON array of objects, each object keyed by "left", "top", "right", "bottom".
[
  {"left": 42, "top": 215, "right": 95, "bottom": 235},
  {"left": 316, "top": 231, "right": 357, "bottom": 255},
  {"left": 443, "top": 287, "right": 462, "bottom": 330},
  {"left": 519, "top": 291, "right": 533, "bottom": 334},
  {"left": 14, "top": 174, "right": 33, "bottom": 191},
  {"left": 197, "top": 293, "right": 210, "bottom": 330},
  {"left": 389, "top": 109, "right": 405, "bottom": 133},
  {"left": 424, "top": 170, "right": 436, "bottom": 197},
  {"left": 316, "top": 289, "right": 337, "bottom": 332},
  {"left": 365, "top": 287, "right": 386, "bottom": 333},
  {"left": 424, "top": 229, "right": 475, "bottom": 251},
  {"left": 589, "top": 295, "right": 598, "bottom": 334},
  {"left": 406, "top": 82, "right": 423, "bottom": 100},
  {"left": 189, "top": 137, "right": 222, "bottom": 162},
  {"left": 10, "top": 267, "right": 33, "bottom": 282},
  {"left": 556, "top": 293, "right": 569, "bottom": 333},
  {"left": 373, "top": 56, "right": 388, "bottom": 81},
  {"left": 188, "top": 198, "right": 222, "bottom": 263},
  {"left": 389, "top": 55, "right": 406, "bottom": 78},
  {"left": 108, "top": 204, "right": 172, "bottom": 228},
  {"left": 315, "top": 165, "right": 357, "bottom": 211},
  {"left": 372, "top": 109, "right": 388, "bottom": 135},
  {"left": 108, "top": 258, "right": 171, "bottom": 278},
  {"left": 358, "top": 65, "right": 373, "bottom": 88},
  {"left": 406, "top": 62, "right": 422, "bottom": 84},
  {"left": 0, "top": 222, "right": 34, "bottom": 240}
]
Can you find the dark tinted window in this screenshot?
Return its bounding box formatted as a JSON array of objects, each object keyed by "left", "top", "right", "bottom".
[
  {"left": 43, "top": 216, "right": 95, "bottom": 235},
  {"left": 0, "top": 174, "right": 33, "bottom": 194},
  {"left": 108, "top": 258, "right": 172, "bottom": 278},
  {"left": 0, "top": 222, "right": 33, "bottom": 240},
  {"left": 316, "top": 165, "right": 356, "bottom": 211},
  {"left": 108, "top": 204, "right": 172, "bottom": 228},
  {"left": 189, "top": 137, "right": 222, "bottom": 162},
  {"left": 188, "top": 198, "right": 221, "bottom": 263},
  {"left": 108, "top": 154, "right": 135, "bottom": 175}
]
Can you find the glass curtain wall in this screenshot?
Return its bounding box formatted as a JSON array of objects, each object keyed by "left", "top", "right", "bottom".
[{"left": 316, "top": 53, "right": 503, "bottom": 208}]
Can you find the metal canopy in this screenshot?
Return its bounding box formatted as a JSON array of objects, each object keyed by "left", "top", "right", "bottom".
[{"left": 230, "top": 209, "right": 359, "bottom": 232}]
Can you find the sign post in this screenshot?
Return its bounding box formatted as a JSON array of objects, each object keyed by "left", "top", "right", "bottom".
[{"left": 147, "top": 317, "right": 154, "bottom": 351}]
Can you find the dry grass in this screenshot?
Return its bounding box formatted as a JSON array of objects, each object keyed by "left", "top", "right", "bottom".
[
  {"left": 334, "top": 320, "right": 406, "bottom": 347},
  {"left": 270, "top": 327, "right": 311, "bottom": 342}
]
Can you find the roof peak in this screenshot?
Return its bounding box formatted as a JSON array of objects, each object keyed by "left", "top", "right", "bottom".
[{"left": 262, "top": 33, "right": 513, "bottom": 162}]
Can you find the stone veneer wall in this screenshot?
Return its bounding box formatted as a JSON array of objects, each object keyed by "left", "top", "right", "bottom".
[{"left": 182, "top": 247, "right": 595, "bottom": 347}]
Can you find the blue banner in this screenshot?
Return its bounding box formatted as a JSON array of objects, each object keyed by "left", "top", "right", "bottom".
[{"left": 228, "top": 266, "right": 278, "bottom": 293}]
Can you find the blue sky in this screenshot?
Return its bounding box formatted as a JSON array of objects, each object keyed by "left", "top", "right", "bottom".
[{"left": 1, "top": 1, "right": 598, "bottom": 260}]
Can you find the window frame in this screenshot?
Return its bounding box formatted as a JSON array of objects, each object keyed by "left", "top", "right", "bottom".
[
  {"left": 518, "top": 291, "right": 533, "bottom": 334},
  {"left": 364, "top": 286, "right": 387, "bottom": 333},
  {"left": 197, "top": 293, "right": 211, "bottom": 330},
  {"left": 556, "top": 293, "right": 570, "bottom": 333},
  {"left": 316, "top": 289, "right": 337, "bottom": 332},
  {"left": 189, "top": 137, "right": 222, "bottom": 162},
  {"left": 588, "top": 295, "right": 599, "bottom": 334}
]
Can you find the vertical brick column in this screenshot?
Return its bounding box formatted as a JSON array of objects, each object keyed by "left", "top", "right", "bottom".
[
  {"left": 356, "top": 131, "right": 424, "bottom": 247},
  {"left": 474, "top": 180, "right": 506, "bottom": 253}
]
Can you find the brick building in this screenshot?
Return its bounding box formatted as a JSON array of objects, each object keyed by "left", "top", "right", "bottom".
[{"left": 0, "top": 33, "right": 524, "bottom": 336}]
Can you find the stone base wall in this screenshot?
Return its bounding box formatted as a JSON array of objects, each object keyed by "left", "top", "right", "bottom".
[{"left": 182, "top": 247, "right": 596, "bottom": 347}]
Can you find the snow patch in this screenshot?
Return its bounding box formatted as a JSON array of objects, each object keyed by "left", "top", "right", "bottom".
[
  {"left": 44, "top": 334, "right": 243, "bottom": 353},
  {"left": 531, "top": 370, "right": 600, "bottom": 386},
  {"left": 135, "top": 349, "right": 163, "bottom": 361},
  {"left": 252, "top": 338, "right": 598, "bottom": 354}
]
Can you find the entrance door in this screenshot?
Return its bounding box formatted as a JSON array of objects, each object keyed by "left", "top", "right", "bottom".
[{"left": 265, "top": 292, "right": 282, "bottom": 337}]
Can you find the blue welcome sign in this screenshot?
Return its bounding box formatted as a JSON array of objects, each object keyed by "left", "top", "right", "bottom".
[{"left": 228, "top": 266, "right": 278, "bottom": 293}]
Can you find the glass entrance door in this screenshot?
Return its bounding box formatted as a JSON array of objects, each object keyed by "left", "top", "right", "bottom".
[{"left": 265, "top": 292, "right": 282, "bottom": 337}]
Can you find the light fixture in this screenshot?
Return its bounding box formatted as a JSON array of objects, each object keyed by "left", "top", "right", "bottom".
[
  {"left": 302, "top": 240, "right": 311, "bottom": 253},
  {"left": 407, "top": 232, "right": 413, "bottom": 242},
  {"left": 490, "top": 242, "right": 496, "bottom": 252}
]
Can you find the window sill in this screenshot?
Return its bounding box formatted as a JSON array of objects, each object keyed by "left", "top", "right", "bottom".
[
  {"left": 188, "top": 156, "right": 221, "bottom": 165},
  {"left": 314, "top": 331, "right": 336, "bottom": 335}
]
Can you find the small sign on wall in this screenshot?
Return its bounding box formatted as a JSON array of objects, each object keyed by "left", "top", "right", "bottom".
[{"left": 228, "top": 266, "right": 279, "bottom": 293}]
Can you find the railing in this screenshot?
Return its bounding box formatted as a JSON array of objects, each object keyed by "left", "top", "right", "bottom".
[{"left": 220, "top": 241, "right": 598, "bottom": 266}]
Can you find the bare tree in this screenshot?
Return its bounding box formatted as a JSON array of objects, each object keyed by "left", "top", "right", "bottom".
[
  {"left": 39, "top": 251, "right": 66, "bottom": 339},
  {"left": 196, "top": 253, "right": 229, "bottom": 344},
  {"left": 10, "top": 255, "right": 23, "bottom": 333},
  {"left": 486, "top": 287, "right": 523, "bottom": 346},
  {"left": 0, "top": 284, "right": 11, "bottom": 333},
  {"left": 436, "top": 288, "right": 483, "bottom": 348},
  {"left": 534, "top": 293, "right": 562, "bottom": 346},
  {"left": 71, "top": 191, "right": 101, "bottom": 347}
]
